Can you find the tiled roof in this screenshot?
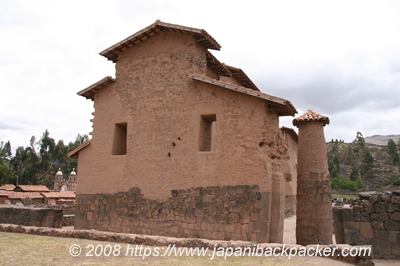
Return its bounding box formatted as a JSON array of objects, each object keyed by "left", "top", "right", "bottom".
[
  {"left": 222, "top": 64, "right": 259, "bottom": 91},
  {"left": 67, "top": 140, "right": 90, "bottom": 159},
  {"left": 77, "top": 76, "right": 115, "bottom": 101},
  {"left": 15, "top": 185, "right": 50, "bottom": 192},
  {"left": 292, "top": 109, "right": 330, "bottom": 127},
  {"left": 41, "top": 191, "right": 76, "bottom": 199},
  {"left": 7, "top": 192, "right": 44, "bottom": 199},
  {"left": 100, "top": 20, "right": 221, "bottom": 63},
  {"left": 0, "top": 184, "right": 16, "bottom": 191},
  {"left": 0, "top": 191, "right": 11, "bottom": 196},
  {"left": 206, "top": 51, "right": 231, "bottom": 77},
  {"left": 189, "top": 75, "right": 297, "bottom": 116}
]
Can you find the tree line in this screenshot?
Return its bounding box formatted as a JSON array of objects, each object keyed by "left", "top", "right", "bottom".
[{"left": 0, "top": 130, "right": 88, "bottom": 188}]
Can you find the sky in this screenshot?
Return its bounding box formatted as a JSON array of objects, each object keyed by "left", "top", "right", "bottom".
[{"left": 1, "top": 0, "right": 400, "bottom": 153}]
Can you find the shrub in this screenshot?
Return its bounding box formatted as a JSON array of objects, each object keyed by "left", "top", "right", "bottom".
[
  {"left": 331, "top": 176, "right": 361, "bottom": 191},
  {"left": 393, "top": 178, "right": 400, "bottom": 186}
]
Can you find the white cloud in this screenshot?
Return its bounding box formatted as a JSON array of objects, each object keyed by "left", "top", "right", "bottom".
[{"left": 1, "top": 0, "right": 400, "bottom": 151}]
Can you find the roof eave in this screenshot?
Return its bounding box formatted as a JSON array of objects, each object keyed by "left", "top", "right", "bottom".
[
  {"left": 77, "top": 76, "right": 115, "bottom": 100},
  {"left": 100, "top": 20, "right": 221, "bottom": 63},
  {"left": 67, "top": 140, "right": 90, "bottom": 159},
  {"left": 189, "top": 75, "right": 297, "bottom": 116}
]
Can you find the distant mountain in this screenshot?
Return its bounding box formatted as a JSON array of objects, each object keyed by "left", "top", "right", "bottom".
[{"left": 365, "top": 134, "right": 400, "bottom": 146}]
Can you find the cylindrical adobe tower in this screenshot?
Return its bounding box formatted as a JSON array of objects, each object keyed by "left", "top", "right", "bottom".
[{"left": 293, "top": 109, "right": 332, "bottom": 245}]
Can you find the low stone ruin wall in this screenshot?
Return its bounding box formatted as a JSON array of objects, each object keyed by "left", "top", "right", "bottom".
[
  {"left": 62, "top": 215, "right": 75, "bottom": 227},
  {"left": 75, "top": 185, "right": 274, "bottom": 242},
  {"left": 28, "top": 204, "right": 75, "bottom": 227},
  {"left": 0, "top": 205, "right": 63, "bottom": 228},
  {"left": 333, "top": 191, "right": 400, "bottom": 259}
]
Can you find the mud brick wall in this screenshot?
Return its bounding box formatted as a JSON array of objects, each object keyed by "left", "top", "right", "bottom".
[
  {"left": 75, "top": 185, "right": 269, "bottom": 242},
  {"left": 0, "top": 205, "right": 63, "bottom": 228},
  {"left": 333, "top": 191, "right": 400, "bottom": 259}
]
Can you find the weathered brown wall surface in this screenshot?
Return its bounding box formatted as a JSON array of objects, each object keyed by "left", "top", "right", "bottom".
[
  {"left": 75, "top": 30, "right": 292, "bottom": 242},
  {"left": 281, "top": 129, "right": 298, "bottom": 215}
]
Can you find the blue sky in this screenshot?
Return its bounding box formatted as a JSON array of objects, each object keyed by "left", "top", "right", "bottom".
[{"left": 1, "top": 0, "right": 400, "bottom": 151}]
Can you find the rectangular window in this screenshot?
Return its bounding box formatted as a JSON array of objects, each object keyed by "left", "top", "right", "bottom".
[
  {"left": 112, "top": 123, "right": 127, "bottom": 155},
  {"left": 199, "top": 114, "right": 217, "bottom": 151}
]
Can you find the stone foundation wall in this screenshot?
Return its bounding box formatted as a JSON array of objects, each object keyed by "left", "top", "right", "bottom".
[
  {"left": 333, "top": 191, "right": 400, "bottom": 259},
  {"left": 0, "top": 205, "right": 63, "bottom": 228},
  {"left": 63, "top": 215, "right": 75, "bottom": 226},
  {"left": 75, "top": 185, "right": 271, "bottom": 242}
]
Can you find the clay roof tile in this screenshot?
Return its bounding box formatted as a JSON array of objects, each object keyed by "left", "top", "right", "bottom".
[
  {"left": 14, "top": 185, "right": 50, "bottom": 192},
  {"left": 41, "top": 191, "right": 76, "bottom": 199},
  {"left": 7, "top": 192, "right": 44, "bottom": 199},
  {"left": 292, "top": 109, "right": 330, "bottom": 127},
  {"left": 100, "top": 20, "right": 221, "bottom": 63},
  {"left": 0, "top": 184, "right": 16, "bottom": 191}
]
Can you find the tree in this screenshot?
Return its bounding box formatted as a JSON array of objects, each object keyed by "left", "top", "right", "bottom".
[
  {"left": 0, "top": 163, "right": 13, "bottom": 185},
  {"left": 387, "top": 139, "right": 400, "bottom": 165},
  {"left": 350, "top": 166, "right": 359, "bottom": 181},
  {"left": 0, "top": 141, "right": 12, "bottom": 161},
  {"left": 353, "top": 131, "right": 365, "bottom": 152},
  {"left": 333, "top": 153, "right": 340, "bottom": 173},
  {"left": 10, "top": 145, "right": 39, "bottom": 185},
  {"left": 341, "top": 144, "right": 354, "bottom": 164},
  {"left": 361, "top": 146, "right": 374, "bottom": 177},
  {"left": 8, "top": 130, "right": 88, "bottom": 187}
]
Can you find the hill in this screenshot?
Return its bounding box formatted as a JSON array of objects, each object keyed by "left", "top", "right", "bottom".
[
  {"left": 365, "top": 134, "right": 400, "bottom": 146},
  {"left": 327, "top": 135, "right": 400, "bottom": 191}
]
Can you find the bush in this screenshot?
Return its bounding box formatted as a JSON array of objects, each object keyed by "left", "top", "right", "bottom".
[
  {"left": 331, "top": 176, "right": 362, "bottom": 191},
  {"left": 393, "top": 178, "right": 400, "bottom": 186}
]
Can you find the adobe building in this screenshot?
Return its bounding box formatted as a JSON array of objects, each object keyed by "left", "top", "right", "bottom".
[{"left": 69, "top": 20, "right": 298, "bottom": 243}]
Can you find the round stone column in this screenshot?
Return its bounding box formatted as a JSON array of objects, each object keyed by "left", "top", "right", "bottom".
[{"left": 293, "top": 110, "right": 332, "bottom": 245}]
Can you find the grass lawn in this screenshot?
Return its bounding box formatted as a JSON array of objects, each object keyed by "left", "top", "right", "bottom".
[{"left": 0, "top": 232, "right": 354, "bottom": 266}]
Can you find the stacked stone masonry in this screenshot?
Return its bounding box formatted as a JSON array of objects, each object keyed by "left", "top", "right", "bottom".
[
  {"left": 296, "top": 174, "right": 332, "bottom": 244},
  {"left": 0, "top": 205, "right": 63, "bottom": 228},
  {"left": 75, "top": 185, "right": 270, "bottom": 242},
  {"left": 333, "top": 191, "right": 400, "bottom": 259}
]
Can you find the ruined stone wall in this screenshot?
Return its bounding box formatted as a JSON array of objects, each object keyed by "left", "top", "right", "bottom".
[
  {"left": 333, "top": 191, "right": 400, "bottom": 259},
  {"left": 75, "top": 185, "right": 272, "bottom": 242},
  {"left": 0, "top": 205, "right": 63, "bottom": 228}
]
